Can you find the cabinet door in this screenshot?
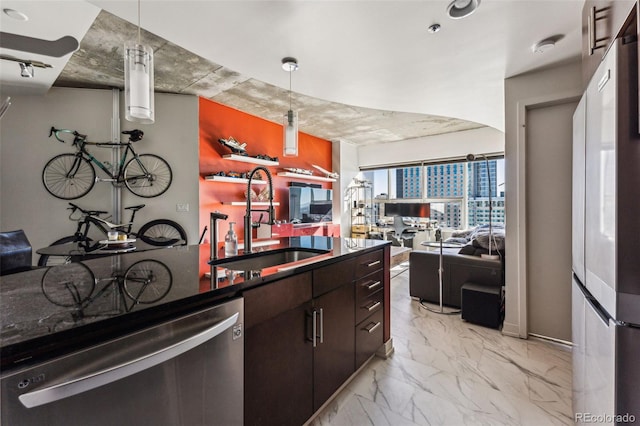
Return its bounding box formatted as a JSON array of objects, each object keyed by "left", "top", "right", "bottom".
[
  {"left": 244, "top": 274, "right": 313, "bottom": 426},
  {"left": 244, "top": 302, "right": 313, "bottom": 426},
  {"left": 313, "top": 283, "right": 355, "bottom": 411}
]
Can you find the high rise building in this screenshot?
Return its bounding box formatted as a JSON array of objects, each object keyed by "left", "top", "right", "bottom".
[
  {"left": 467, "top": 160, "right": 505, "bottom": 227},
  {"left": 369, "top": 160, "right": 505, "bottom": 230},
  {"left": 395, "top": 167, "right": 421, "bottom": 198},
  {"left": 424, "top": 163, "right": 465, "bottom": 228}
]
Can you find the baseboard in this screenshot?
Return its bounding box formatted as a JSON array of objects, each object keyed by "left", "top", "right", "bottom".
[
  {"left": 528, "top": 333, "right": 573, "bottom": 349},
  {"left": 376, "top": 338, "right": 395, "bottom": 359},
  {"left": 501, "top": 321, "right": 522, "bottom": 338}
]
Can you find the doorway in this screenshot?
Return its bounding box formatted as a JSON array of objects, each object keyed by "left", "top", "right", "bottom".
[{"left": 525, "top": 98, "right": 578, "bottom": 342}]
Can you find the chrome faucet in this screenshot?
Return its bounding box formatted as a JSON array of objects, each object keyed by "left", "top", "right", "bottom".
[{"left": 244, "top": 166, "right": 275, "bottom": 254}]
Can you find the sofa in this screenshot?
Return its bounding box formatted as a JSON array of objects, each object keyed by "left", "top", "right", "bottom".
[{"left": 409, "top": 226, "right": 504, "bottom": 308}]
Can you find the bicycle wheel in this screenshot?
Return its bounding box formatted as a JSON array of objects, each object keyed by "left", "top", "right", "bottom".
[
  {"left": 123, "top": 260, "right": 172, "bottom": 304},
  {"left": 37, "top": 236, "right": 89, "bottom": 267},
  {"left": 123, "top": 154, "right": 172, "bottom": 198},
  {"left": 42, "top": 262, "right": 96, "bottom": 307},
  {"left": 43, "top": 154, "right": 95, "bottom": 199},
  {"left": 137, "top": 219, "right": 187, "bottom": 246}
]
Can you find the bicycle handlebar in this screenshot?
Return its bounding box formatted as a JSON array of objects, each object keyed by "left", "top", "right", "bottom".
[{"left": 50, "top": 126, "right": 86, "bottom": 144}]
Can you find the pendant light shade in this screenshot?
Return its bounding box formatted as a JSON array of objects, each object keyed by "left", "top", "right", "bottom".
[
  {"left": 282, "top": 57, "right": 298, "bottom": 157},
  {"left": 283, "top": 109, "right": 298, "bottom": 156},
  {"left": 125, "top": 42, "right": 154, "bottom": 123},
  {"left": 124, "top": 0, "right": 154, "bottom": 124}
]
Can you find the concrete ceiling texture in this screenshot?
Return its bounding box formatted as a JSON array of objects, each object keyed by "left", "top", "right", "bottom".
[{"left": 1, "top": 1, "right": 584, "bottom": 146}]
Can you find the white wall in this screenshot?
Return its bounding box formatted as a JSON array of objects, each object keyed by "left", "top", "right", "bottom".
[
  {"left": 0, "top": 88, "right": 199, "bottom": 261},
  {"left": 333, "top": 140, "right": 360, "bottom": 237},
  {"left": 357, "top": 126, "right": 504, "bottom": 168},
  {"left": 503, "top": 60, "right": 583, "bottom": 339}
]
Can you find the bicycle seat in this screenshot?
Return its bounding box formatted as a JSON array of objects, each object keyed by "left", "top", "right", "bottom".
[
  {"left": 125, "top": 204, "right": 145, "bottom": 211},
  {"left": 122, "top": 129, "right": 143, "bottom": 142}
]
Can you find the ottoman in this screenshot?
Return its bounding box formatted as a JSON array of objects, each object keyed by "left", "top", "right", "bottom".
[{"left": 461, "top": 282, "right": 503, "bottom": 329}]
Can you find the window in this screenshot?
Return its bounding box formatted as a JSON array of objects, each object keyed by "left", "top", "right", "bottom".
[{"left": 362, "top": 157, "right": 505, "bottom": 230}]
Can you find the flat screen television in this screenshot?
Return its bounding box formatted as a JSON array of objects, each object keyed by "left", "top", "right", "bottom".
[
  {"left": 384, "top": 202, "right": 430, "bottom": 218},
  {"left": 289, "top": 187, "right": 333, "bottom": 223}
]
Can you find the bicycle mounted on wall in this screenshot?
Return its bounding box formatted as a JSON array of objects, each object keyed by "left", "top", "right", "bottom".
[
  {"left": 38, "top": 203, "right": 187, "bottom": 266},
  {"left": 42, "top": 126, "right": 172, "bottom": 199}
]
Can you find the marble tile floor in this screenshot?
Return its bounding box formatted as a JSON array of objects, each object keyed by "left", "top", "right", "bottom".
[{"left": 310, "top": 266, "right": 573, "bottom": 426}]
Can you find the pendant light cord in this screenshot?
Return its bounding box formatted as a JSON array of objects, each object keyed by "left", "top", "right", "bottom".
[
  {"left": 137, "top": 0, "right": 141, "bottom": 44},
  {"left": 288, "top": 69, "right": 292, "bottom": 111}
]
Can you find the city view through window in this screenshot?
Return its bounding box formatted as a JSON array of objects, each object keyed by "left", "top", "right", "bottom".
[{"left": 362, "top": 158, "right": 505, "bottom": 230}]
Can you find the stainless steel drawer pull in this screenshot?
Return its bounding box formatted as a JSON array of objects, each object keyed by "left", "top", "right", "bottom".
[
  {"left": 366, "top": 281, "right": 382, "bottom": 290},
  {"left": 319, "top": 308, "right": 324, "bottom": 344},
  {"left": 367, "top": 260, "right": 381, "bottom": 267},
  {"left": 367, "top": 301, "right": 381, "bottom": 312},
  {"left": 19, "top": 312, "right": 240, "bottom": 408},
  {"left": 366, "top": 322, "right": 381, "bottom": 334}
]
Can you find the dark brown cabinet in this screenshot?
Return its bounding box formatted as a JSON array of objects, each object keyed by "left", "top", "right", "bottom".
[
  {"left": 243, "top": 247, "right": 387, "bottom": 425},
  {"left": 311, "top": 256, "right": 356, "bottom": 410},
  {"left": 244, "top": 273, "right": 313, "bottom": 426},
  {"left": 582, "top": 0, "right": 636, "bottom": 87},
  {"left": 354, "top": 251, "right": 384, "bottom": 368}
]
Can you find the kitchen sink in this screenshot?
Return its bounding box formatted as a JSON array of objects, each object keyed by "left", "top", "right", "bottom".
[{"left": 209, "top": 247, "right": 330, "bottom": 271}]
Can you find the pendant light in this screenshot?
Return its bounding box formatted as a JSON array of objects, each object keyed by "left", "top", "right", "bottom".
[
  {"left": 282, "top": 57, "right": 298, "bottom": 157},
  {"left": 124, "top": 0, "right": 154, "bottom": 124}
]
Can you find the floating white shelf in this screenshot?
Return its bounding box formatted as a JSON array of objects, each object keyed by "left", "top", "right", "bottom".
[
  {"left": 222, "top": 201, "right": 280, "bottom": 206},
  {"left": 277, "top": 172, "right": 337, "bottom": 182},
  {"left": 204, "top": 175, "right": 267, "bottom": 185},
  {"left": 222, "top": 154, "right": 279, "bottom": 166}
]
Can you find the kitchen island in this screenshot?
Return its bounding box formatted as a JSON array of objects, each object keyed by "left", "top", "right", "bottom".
[{"left": 1, "top": 236, "right": 391, "bottom": 425}]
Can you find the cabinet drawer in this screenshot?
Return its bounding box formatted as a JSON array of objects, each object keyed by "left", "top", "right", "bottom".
[
  {"left": 355, "top": 250, "right": 383, "bottom": 277},
  {"left": 244, "top": 272, "right": 312, "bottom": 329},
  {"left": 356, "top": 269, "right": 384, "bottom": 302},
  {"left": 356, "top": 289, "right": 383, "bottom": 325},
  {"left": 355, "top": 308, "right": 384, "bottom": 368},
  {"left": 313, "top": 258, "right": 355, "bottom": 297}
]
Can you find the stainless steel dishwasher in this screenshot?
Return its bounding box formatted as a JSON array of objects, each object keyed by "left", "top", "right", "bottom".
[{"left": 1, "top": 297, "right": 244, "bottom": 426}]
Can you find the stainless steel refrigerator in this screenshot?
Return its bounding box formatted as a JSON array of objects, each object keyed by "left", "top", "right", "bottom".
[{"left": 572, "top": 37, "right": 640, "bottom": 424}]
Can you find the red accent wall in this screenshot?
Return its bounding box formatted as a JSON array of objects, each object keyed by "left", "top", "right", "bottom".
[{"left": 198, "top": 98, "right": 333, "bottom": 246}]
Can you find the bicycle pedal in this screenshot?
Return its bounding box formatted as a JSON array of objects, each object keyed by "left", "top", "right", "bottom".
[{"left": 96, "top": 177, "right": 116, "bottom": 182}]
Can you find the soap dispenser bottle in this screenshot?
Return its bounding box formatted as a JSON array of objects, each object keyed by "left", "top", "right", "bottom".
[{"left": 224, "top": 222, "right": 238, "bottom": 256}]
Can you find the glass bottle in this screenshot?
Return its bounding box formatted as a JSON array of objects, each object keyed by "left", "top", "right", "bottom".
[{"left": 224, "top": 222, "right": 238, "bottom": 257}]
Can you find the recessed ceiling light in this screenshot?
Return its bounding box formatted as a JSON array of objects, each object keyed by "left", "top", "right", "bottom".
[
  {"left": 3, "top": 8, "right": 29, "bottom": 21},
  {"left": 428, "top": 24, "right": 441, "bottom": 34},
  {"left": 446, "top": 0, "right": 480, "bottom": 19}
]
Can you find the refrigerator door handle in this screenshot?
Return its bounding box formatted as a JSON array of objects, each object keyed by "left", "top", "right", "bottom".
[
  {"left": 584, "top": 292, "right": 612, "bottom": 326},
  {"left": 18, "top": 312, "right": 240, "bottom": 409}
]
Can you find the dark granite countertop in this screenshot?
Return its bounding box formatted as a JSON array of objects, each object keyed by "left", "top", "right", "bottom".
[{"left": 1, "top": 236, "right": 389, "bottom": 370}]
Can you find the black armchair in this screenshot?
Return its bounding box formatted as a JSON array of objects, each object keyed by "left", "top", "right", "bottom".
[{"left": 1, "top": 229, "right": 33, "bottom": 275}]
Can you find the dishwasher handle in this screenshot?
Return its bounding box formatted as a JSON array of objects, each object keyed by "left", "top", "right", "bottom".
[{"left": 19, "top": 312, "right": 240, "bottom": 408}]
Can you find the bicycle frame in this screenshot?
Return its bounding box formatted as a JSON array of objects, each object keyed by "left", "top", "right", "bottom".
[
  {"left": 70, "top": 207, "right": 138, "bottom": 245},
  {"left": 50, "top": 126, "right": 150, "bottom": 183}
]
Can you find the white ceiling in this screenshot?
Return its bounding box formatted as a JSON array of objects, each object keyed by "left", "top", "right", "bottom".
[
  {"left": 0, "top": 1, "right": 99, "bottom": 95},
  {"left": 1, "top": 0, "right": 584, "bottom": 132}
]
